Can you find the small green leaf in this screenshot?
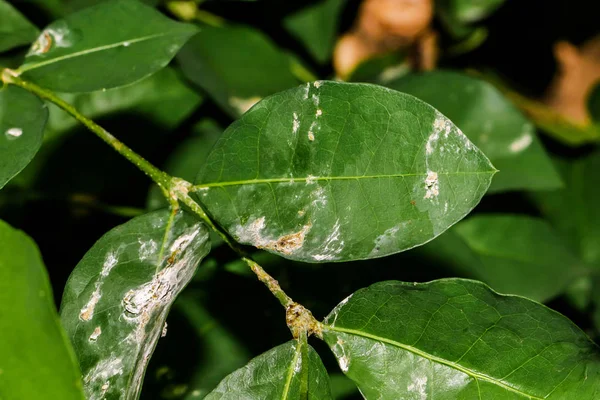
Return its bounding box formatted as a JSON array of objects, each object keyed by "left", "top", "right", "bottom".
[
  {"left": 419, "top": 214, "right": 584, "bottom": 302},
  {"left": 0, "top": 0, "right": 40, "bottom": 53},
  {"left": 205, "top": 340, "right": 332, "bottom": 399},
  {"left": 60, "top": 209, "right": 210, "bottom": 400},
  {"left": 323, "top": 279, "right": 600, "bottom": 399},
  {"left": 530, "top": 152, "right": 600, "bottom": 266},
  {"left": 0, "top": 219, "right": 85, "bottom": 399},
  {"left": 387, "top": 71, "right": 562, "bottom": 192},
  {"left": 283, "top": 0, "right": 346, "bottom": 64},
  {"left": 19, "top": 0, "right": 198, "bottom": 93},
  {"left": 177, "top": 24, "right": 299, "bottom": 117},
  {"left": 0, "top": 84, "right": 48, "bottom": 189},
  {"left": 196, "top": 81, "right": 496, "bottom": 262}
]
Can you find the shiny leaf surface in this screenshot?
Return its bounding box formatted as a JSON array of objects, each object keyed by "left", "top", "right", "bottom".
[
  {"left": 388, "top": 71, "right": 561, "bottom": 192},
  {"left": 196, "top": 81, "right": 496, "bottom": 262},
  {"left": 19, "top": 0, "right": 198, "bottom": 92},
  {"left": 323, "top": 279, "right": 600, "bottom": 399},
  {"left": 0, "top": 84, "right": 48, "bottom": 189},
  {"left": 0, "top": 219, "right": 85, "bottom": 400},
  {"left": 60, "top": 209, "right": 210, "bottom": 400},
  {"left": 205, "top": 340, "right": 332, "bottom": 399}
]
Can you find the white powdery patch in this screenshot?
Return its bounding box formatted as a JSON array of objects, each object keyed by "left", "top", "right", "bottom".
[
  {"left": 313, "top": 81, "right": 323, "bottom": 88},
  {"left": 305, "top": 175, "right": 317, "bottom": 185},
  {"left": 292, "top": 112, "right": 300, "bottom": 134},
  {"left": 370, "top": 225, "right": 401, "bottom": 256},
  {"left": 312, "top": 93, "right": 320, "bottom": 107},
  {"left": 235, "top": 216, "right": 266, "bottom": 246},
  {"left": 229, "top": 96, "right": 261, "bottom": 115},
  {"left": 27, "top": 20, "right": 73, "bottom": 56},
  {"left": 316, "top": 108, "right": 322, "bottom": 117},
  {"left": 308, "top": 121, "right": 317, "bottom": 141},
  {"left": 310, "top": 186, "right": 328, "bottom": 208},
  {"left": 304, "top": 82, "right": 310, "bottom": 99},
  {"left": 424, "top": 171, "right": 439, "bottom": 199},
  {"left": 312, "top": 220, "right": 344, "bottom": 261},
  {"left": 89, "top": 326, "right": 102, "bottom": 342},
  {"left": 138, "top": 239, "right": 157, "bottom": 261},
  {"left": 330, "top": 336, "right": 351, "bottom": 373},
  {"left": 407, "top": 375, "right": 428, "bottom": 400},
  {"left": 235, "top": 216, "right": 311, "bottom": 255},
  {"left": 5, "top": 127, "right": 22, "bottom": 139},
  {"left": 79, "top": 249, "right": 122, "bottom": 321},
  {"left": 84, "top": 356, "right": 124, "bottom": 400},
  {"left": 509, "top": 132, "right": 533, "bottom": 153}
]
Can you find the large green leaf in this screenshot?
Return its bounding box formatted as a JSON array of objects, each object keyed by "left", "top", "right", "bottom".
[
  {"left": 60, "top": 209, "right": 210, "bottom": 400},
  {"left": 0, "top": 0, "right": 40, "bottom": 53},
  {"left": 419, "top": 214, "right": 585, "bottom": 302},
  {"left": 205, "top": 340, "right": 332, "bottom": 399},
  {"left": 283, "top": 0, "right": 346, "bottom": 64},
  {"left": 531, "top": 152, "right": 600, "bottom": 266},
  {"left": 177, "top": 24, "right": 299, "bottom": 117},
  {"left": 0, "top": 219, "right": 85, "bottom": 399},
  {"left": 323, "top": 279, "right": 600, "bottom": 399},
  {"left": 387, "top": 71, "right": 561, "bottom": 192},
  {"left": 195, "top": 81, "right": 496, "bottom": 262},
  {"left": 18, "top": 0, "right": 198, "bottom": 93},
  {"left": 0, "top": 84, "right": 48, "bottom": 189}
]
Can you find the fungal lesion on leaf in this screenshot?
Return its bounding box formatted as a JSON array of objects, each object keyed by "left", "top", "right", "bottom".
[{"left": 260, "top": 222, "right": 312, "bottom": 255}]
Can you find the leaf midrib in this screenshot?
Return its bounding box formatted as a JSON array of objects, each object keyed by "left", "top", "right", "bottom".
[
  {"left": 18, "top": 31, "right": 186, "bottom": 73},
  {"left": 325, "top": 325, "right": 543, "bottom": 400},
  {"left": 281, "top": 341, "right": 302, "bottom": 400},
  {"left": 196, "top": 170, "right": 496, "bottom": 189}
]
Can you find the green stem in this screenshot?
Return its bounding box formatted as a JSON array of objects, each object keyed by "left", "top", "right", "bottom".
[{"left": 2, "top": 69, "right": 171, "bottom": 190}]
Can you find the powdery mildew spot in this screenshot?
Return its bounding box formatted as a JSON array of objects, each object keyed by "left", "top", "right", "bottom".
[
  {"left": 313, "top": 81, "right": 322, "bottom": 88},
  {"left": 89, "top": 326, "right": 102, "bottom": 342},
  {"left": 509, "top": 132, "right": 533, "bottom": 153},
  {"left": 229, "top": 96, "right": 261, "bottom": 115},
  {"left": 292, "top": 112, "right": 300, "bottom": 134},
  {"left": 84, "top": 356, "right": 123, "bottom": 400},
  {"left": 27, "top": 20, "right": 74, "bottom": 56},
  {"left": 308, "top": 121, "right": 318, "bottom": 141},
  {"left": 234, "top": 217, "right": 311, "bottom": 255},
  {"left": 312, "top": 220, "right": 344, "bottom": 261},
  {"left": 424, "top": 171, "right": 439, "bottom": 199},
  {"left": 407, "top": 375, "right": 428, "bottom": 400},
  {"left": 79, "top": 249, "right": 121, "bottom": 321},
  {"left": 310, "top": 186, "right": 327, "bottom": 208},
  {"left": 370, "top": 225, "right": 401, "bottom": 256},
  {"left": 304, "top": 82, "right": 310, "bottom": 99},
  {"left": 5, "top": 127, "right": 22, "bottom": 139},
  {"left": 138, "top": 239, "right": 157, "bottom": 261},
  {"left": 305, "top": 175, "right": 317, "bottom": 185},
  {"left": 316, "top": 109, "right": 323, "bottom": 117},
  {"left": 329, "top": 334, "right": 351, "bottom": 373}
]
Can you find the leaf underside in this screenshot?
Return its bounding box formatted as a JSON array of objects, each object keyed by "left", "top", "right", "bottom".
[{"left": 196, "top": 81, "right": 496, "bottom": 262}]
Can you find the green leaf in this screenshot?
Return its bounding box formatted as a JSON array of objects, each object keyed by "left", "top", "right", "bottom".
[
  {"left": 283, "top": 0, "right": 346, "bottom": 64},
  {"left": 437, "top": 0, "right": 506, "bottom": 25},
  {"left": 46, "top": 67, "right": 202, "bottom": 140},
  {"left": 387, "top": 71, "right": 562, "bottom": 193},
  {"left": 60, "top": 209, "right": 210, "bottom": 400},
  {"left": 0, "top": 84, "right": 48, "bottom": 189},
  {"left": 0, "top": 0, "right": 40, "bottom": 53},
  {"left": 419, "top": 214, "right": 584, "bottom": 302},
  {"left": 177, "top": 24, "right": 299, "bottom": 117},
  {"left": 196, "top": 81, "right": 496, "bottom": 262},
  {"left": 0, "top": 219, "right": 85, "bottom": 399},
  {"left": 205, "top": 340, "right": 332, "bottom": 399},
  {"left": 19, "top": 0, "right": 198, "bottom": 93},
  {"left": 147, "top": 119, "right": 222, "bottom": 211},
  {"left": 323, "top": 279, "right": 600, "bottom": 399},
  {"left": 587, "top": 82, "right": 600, "bottom": 123},
  {"left": 530, "top": 152, "right": 600, "bottom": 266}
]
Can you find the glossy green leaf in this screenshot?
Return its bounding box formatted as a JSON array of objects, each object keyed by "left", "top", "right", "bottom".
[
  {"left": 60, "top": 209, "right": 210, "bottom": 400},
  {"left": 177, "top": 24, "right": 299, "bottom": 117},
  {"left": 0, "top": 0, "right": 40, "bottom": 53},
  {"left": 195, "top": 81, "right": 496, "bottom": 262},
  {"left": 323, "top": 279, "right": 600, "bottom": 399},
  {"left": 530, "top": 152, "right": 600, "bottom": 266},
  {"left": 419, "top": 214, "right": 584, "bottom": 302},
  {"left": 205, "top": 340, "right": 332, "bottom": 399},
  {"left": 0, "top": 84, "right": 48, "bottom": 189},
  {"left": 46, "top": 67, "right": 201, "bottom": 140},
  {"left": 0, "top": 219, "right": 85, "bottom": 399},
  {"left": 19, "top": 0, "right": 198, "bottom": 93},
  {"left": 387, "top": 71, "right": 561, "bottom": 192},
  {"left": 147, "top": 119, "right": 222, "bottom": 211},
  {"left": 283, "top": 0, "right": 346, "bottom": 64}
]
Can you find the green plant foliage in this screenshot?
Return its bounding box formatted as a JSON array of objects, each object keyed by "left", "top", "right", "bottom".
[
  {"left": 60, "top": 210, "right": 210, "bottom": 399},
  {"left": 531, "top": 153, "right": 600, "bottom": 266},
  {"left": 205, "top": 340, "right": 332, "bottom": 399},
  {"left": 0, "top": 219, "right": 85, "bottom": 400},
  {"left": 0, "top": 0, "right": 40, "bottom": 53},
  {"left": 18, "top": 0, "right": 198, "bottom": 93},
  {"left": 283, "top": 0, "right": 346, "bottom": 64},
  {"left": 0, "top": 84, "right": 48, "bottom": 189},
  {"left": 437, "top": 0, "right": 506, "bottom": 24},
  {"left": 323, "top": 279, "right": 600, "bottom": 399},
  {"left": 419, "top": 214, "right": 584, "bottom": 302},
  {"left": 196, "top": 81, "right": 496, "bottom": 262},
  {"left": 388, "top": 71, "right": 561, "bottom": 192},
  {"left": 177, "top": 24, "right": 299, "bottom": 117}
]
